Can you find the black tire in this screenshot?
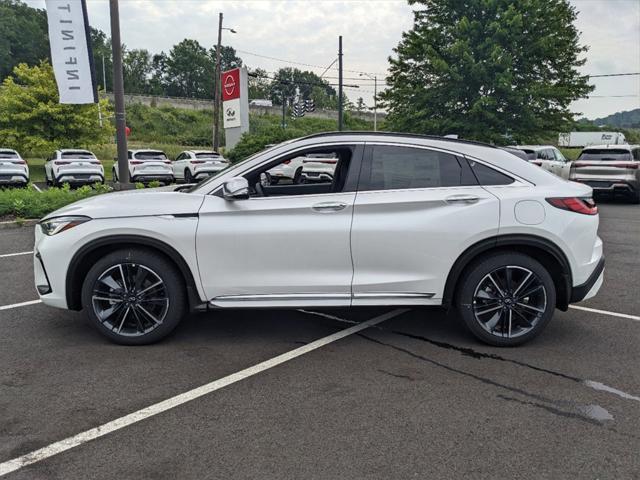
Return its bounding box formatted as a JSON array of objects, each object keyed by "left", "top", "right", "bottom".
[
  {"left": 630, "top": 190, "right": 640, "bottom": 204},
  {"left": 112, "top": 168, "right": 118, "bottom": 182},
  {"left": 293, "top": 168, "right": 303, "bottom": 184},
  {"left": 81, "top": 248, "right": 187, "bottom": 345},
  {"left": 185, "top": 169, "right": 195, "bottom": 183},
  {"left": 456, "top": 252, "right": 556, "bottom": 347}
]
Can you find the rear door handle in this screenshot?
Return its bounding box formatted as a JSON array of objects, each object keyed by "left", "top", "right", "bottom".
[
  {"left": 312, "top": 202, "right": 348, "bottom": 212},
  {"left": 445, "top": 194, "right": 480, "bottom": 205}
]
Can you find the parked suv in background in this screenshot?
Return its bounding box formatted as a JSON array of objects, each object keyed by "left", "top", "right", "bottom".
[
  {"left": 113, "top": 149, "right": 174, "bottom": 185},
  {"left": 570, "top": 144, "right": 640, "bottom": 203},
  {"left": 510, "top": 145, "right": 572, "bottom": 179},
  {"left": 301, "top": 153, "right": 338, "bottom": 183},
  {"left": 45, "top": 149, "right": 104, "bottom": 186},
  {"left": 34, "top": 132, "right": 604, "bottom": 347},
  {"left": 0, "top": 149, "right": 29, "bottom": 186},
  {"left": 173, "top": 150, "right": 229, "bottom": 183}
]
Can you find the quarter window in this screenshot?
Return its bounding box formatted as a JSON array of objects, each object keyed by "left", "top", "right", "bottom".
[
  {"left": 467, "top": 160, "right": 514, "bottom": 186},
  {"left": 365, "top": 146, "right": 475, "bottom": 191}
]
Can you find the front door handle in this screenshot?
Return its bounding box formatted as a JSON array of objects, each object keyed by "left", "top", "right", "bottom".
[
  {"left": 312, "top": 202, "right": 348, "bottom": 212},
  {"left": 445, "top": 194, "right": 480, "bottom": 205}
]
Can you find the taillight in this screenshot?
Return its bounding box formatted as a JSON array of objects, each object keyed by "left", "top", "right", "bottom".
[
  {"left": 130, "top": 160, "right": 143, "bottom": 165},
  {"left": 282, "top": 160, "right": 291, "bottom": 165},
  {"left": 90, "top": 160, "right": 101, "bottom": 165},
  {"left": 11, "top": 160, "right": 26, "bottom": 165},
  {"left": 573, "top": 161, "right": 638, "bottom": 169},
  {"left": 191, "top": 160, "right": 205, "bottom": 164},
  {"left": 163, "top": 161, "right": 171, "bottom": 165},
  {"left": 54, "top": 161, "right": 70, "bottom": 165},
  {"left": 546, "top": 197, "right": 598, "bottom": 215},
  {"left": 530, "top": 160, "right": 542, "bottom": 166}
]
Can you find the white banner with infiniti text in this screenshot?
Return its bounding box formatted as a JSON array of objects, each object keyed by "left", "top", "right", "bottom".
[{"left": 45, "top": 0, "right": 97, "bottom": 104}]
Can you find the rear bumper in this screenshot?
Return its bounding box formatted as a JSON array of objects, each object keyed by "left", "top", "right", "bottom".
[
  {"left": 0, "top": 173, "right": 28, "bottom": 184},
  {"left": 55, "top": 173, "right": 104, "bottom": 184},
  {"left": 132, "top": 174, "right": 174, "bottom": 183},
  {"left": 570, "top": 256, "right": 605, "bottom": 303},
  {"left": 572, "top": 178, "right": 639, "bottom": 195}
]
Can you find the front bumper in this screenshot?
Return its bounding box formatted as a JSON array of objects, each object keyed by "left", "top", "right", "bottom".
[{"left": 570, "top": 256, "right": 605, "bottom": 303}]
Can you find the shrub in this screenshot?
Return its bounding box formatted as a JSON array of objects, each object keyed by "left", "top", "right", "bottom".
[{"left": 0, "top": 183, "right": 113, "bottom": 219}]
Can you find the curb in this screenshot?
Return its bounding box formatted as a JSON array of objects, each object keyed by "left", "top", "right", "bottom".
[{"left": 0, "top": 219, "right": 39, "bottom": 230}]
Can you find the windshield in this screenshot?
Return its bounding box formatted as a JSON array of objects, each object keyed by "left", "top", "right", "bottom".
[
  {"left": 578, "top": 149, "right": 632, "bottom": 161},
  {"left": 0, "top": 151, "right": 18, "bottom": 159},
  {"left": 184, "top": 140, "right": 296, "bottom": 193},
  {"left": 134, "top": 151, "right": 168, "bottom": 160},
  {"left": 61, "top": 151, "right": 95, "bottom": 159}
]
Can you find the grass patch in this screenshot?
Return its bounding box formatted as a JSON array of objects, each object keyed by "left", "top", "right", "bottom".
[{"left": 0, "top": 183, "right": 112, "bottom": 219}]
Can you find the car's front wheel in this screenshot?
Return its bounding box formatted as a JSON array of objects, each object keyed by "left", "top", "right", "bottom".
[
  {"left": 81, "top": 248, "right": 186, "bottom": 345},
  {"left": 456, "top": 252, "right": 556, "bottom": 346}
]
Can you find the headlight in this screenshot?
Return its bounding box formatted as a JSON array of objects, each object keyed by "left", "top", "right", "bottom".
[{"left": 39, "top": 216, "right": 91, "bottom": 236}]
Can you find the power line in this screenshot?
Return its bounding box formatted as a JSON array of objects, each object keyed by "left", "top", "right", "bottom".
[{"left": 588, "top": 72, "right": 640, "bottom": 78}]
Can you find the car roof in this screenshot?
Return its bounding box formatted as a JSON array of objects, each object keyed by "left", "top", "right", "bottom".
[
  {"left": 0, "top": 148, "right": 18, "bottom": 153},
  {"left": 187, "top": 150, "right": 221, "bottom": 155},
  {"left": 59, "top": 148, "right": 93, "bottom": 153},
  {"left": 512, "top": 145, "right": 556, "bottom": 151},
  {"left": 581, "top": 144, "right": 636, "bottom": 151},
  {"left": 129, "top": 149, "right": 166, "bottom": 153}
]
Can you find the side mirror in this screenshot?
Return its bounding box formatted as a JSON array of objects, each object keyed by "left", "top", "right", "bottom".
[{"left": 223, "top": 177, "right": 249, "bottom": 200}]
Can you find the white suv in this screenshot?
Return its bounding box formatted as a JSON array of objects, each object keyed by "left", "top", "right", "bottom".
[
  {"left": 112, "top": 149, "right": 174, "bottom": 185},
  {"left": 173, "top": 150, "right": 229, "bottom": 183},
  {"left": 44, "top": 149, "right": 104, "bottom": 186},
  {"left": 0, "top": 148, "right": 29, "bottom": 186},
  {"left": 34, "top": 132, "right": 604, "bottom": 346},
  {"left": 511, "top": 145, "right": 572, "bottom": 179}
]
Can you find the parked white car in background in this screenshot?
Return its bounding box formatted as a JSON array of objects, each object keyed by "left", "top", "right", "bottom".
[
  {"left": 113, "top": 149, "right": 174, "bottom": 185},
  {"left": 301, "top": 153, "right": 338, "bottom": 183},
  {"left": 34, "top": 132, "right": 604, "bottom": 347},
  {"left": 173, "top": 150, "right": 229, "bottom": 183},
  {"left": 45, "top": 149, "right": 104, "bottom": 186},
  {"left": 0, "top": 148, "right": 29, "bottom": 186},
  {"left": 266, "top": 155, "right": 305, "bottom": 183},
  {"left": 510, "top": 145, "right": 572, "bottom": 179}
]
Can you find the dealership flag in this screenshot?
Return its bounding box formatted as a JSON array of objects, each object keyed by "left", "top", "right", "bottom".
[{"left": 45, "top": 0, "right": 97, "bottom": 104}]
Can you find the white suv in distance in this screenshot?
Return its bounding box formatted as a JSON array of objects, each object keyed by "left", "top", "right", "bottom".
[
  {"left": 112, "top": 149, "right": 174, "bottom": 185},
  {"left": 173, "top": 150, "right": 229, "bottom": 183},
  {"left": 510, "top": 145, "right": 572, "bottom": 179},
  {"left": 34, "top": 132, "right": 604, "bottom": 347},
  {"left": 570, "top": 144, "right": 640, "bottom": 203},
  {"left": 44, "top": 149, "right": 104, "bottom": 186},
  {"left": 0, "top": 149, "right": 29, "bottom": 186},
  {"left": 301, "top": 153, "right": 337, "bottom": 183}
]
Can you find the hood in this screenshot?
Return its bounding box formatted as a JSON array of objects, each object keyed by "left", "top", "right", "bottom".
[{"left": 43, "top": 189, "right": 205, "bottom": 220}]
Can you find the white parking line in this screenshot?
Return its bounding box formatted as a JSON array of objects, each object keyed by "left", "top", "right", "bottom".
[
  {"left": 0, "top": 299, "right": 41, "bottom": 311},
  {"left": 569, "top": 305, "right": 640, "bottom": 322},
  {"left": 0, "top": 308, "right": 408, "bottom": 477},
  {"left": 0, "top": 251, "right": 33, "bottom": 259}
]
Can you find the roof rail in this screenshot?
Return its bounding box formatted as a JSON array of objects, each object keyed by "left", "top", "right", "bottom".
[{"left": 299, "top": 131, "right": 498, "bottom": 149}]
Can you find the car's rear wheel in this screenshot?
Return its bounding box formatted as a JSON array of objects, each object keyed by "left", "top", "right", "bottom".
[
  {"left": 185, "top": 169, "right": 195, "bottom": 183},
  {"left": 81, "top": 249, "right": 186, "bottom": 345},
  {"left": 456, "top": 252, "right": 556, "bottom": 346},
  {"left": 112, "top": 168, "right": 118, "bottom": 182}
]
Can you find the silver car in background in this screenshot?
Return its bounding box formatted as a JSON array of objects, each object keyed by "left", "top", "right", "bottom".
[
  {"left": 570, "top": 144, "right": 640, "bottom": 203},
  {"left": 0, "top": 149, "right": 29, "bottom": 186}
]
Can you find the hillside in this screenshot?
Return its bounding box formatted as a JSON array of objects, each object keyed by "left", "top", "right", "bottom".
[{"left": 591, "top": 108, "right": 640, "bottom": 128}]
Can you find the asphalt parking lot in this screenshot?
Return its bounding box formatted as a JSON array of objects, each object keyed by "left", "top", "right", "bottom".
[{"left": 0, "top": 201, "right": 638, "bottom": 479}]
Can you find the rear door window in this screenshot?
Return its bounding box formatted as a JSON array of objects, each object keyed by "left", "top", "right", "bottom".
[
  {"left": 362, "top": 145, "right": 476, "bottom": 191},
  {"left": 61, "top": 151, "right": 95, "bottom": 159},
  {"left": 578, "top": 149, "right": 632, "bottom": 161}
]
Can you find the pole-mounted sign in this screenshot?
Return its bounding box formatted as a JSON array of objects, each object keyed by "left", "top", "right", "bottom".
[
  {"left": 45, "top": 0, "right": 97, "bottom": 104},
  {"left": 221, "top": 67, "right": 249, "bottom": 149}
]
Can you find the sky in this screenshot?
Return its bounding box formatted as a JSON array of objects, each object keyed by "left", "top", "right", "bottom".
[{"left": 28, "top": 0, "right": 640, "bottom": 119}]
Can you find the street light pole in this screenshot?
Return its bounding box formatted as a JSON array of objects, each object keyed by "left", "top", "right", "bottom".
[
  {"left": 338, "top": 35, "right": 343, "bottom": 131},
  {"left": 213, "top": 12, "right": 223, "bottom": 152},
  {"left": 109, "top": 0, "right": 130, "bottom": 186},
  {"left": 360, "top": 72, "right": 377, "bottom": 131}
]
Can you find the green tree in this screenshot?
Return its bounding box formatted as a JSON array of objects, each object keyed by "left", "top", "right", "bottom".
[
  {"left": 268, "top": 68, "right": 337, "bottom": 107},
  {"left": 123, "top": 48, "right": 152, "bottom": 94},
  {"left": 380, "top": 0, "right": 594, "bottom": 143},
  {"left": 0, "top": 0, "right": 49, "bottom": 80},
  {"left": 90, "top": 27, "right": 112, "bottom": 92},
  {"left": 0, "top": 62, "right": 114, "bottom": 155},
  {"left": 248, "top": 67, "right": 271, "bottom": 100},
  {"left": 164, "top": 39, "right": 212, "bottom": 98}
]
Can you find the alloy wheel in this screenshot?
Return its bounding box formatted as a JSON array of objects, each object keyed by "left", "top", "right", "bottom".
[
  {"left": 91, "top": 263, "right": 169, "bottom": 337},
  {"left": 472, "top": 265, "right": 547, "bottom": 339}
]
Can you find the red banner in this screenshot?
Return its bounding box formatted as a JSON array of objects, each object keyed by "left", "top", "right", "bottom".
[{"left": 221, "top": 68, "right": 240, "bottom": 101}]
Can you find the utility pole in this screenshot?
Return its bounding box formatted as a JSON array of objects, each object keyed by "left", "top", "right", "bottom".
[
  {"left": 213, "top": 12, "right": 223, "bottom": 152},
  {"left": 102, "top": 55, "right": 107, "bottom": 92},
  {"left": 338, "top": 35, "right": 343, "bottom": 131},
  {"left": 282, "top": 94, "right": 286, "bottom": 128},
  {"left": 109, "top": 0, "right": 130, "bottom": 186},
  {"left": 360, "top": 72, "right": 377, "bottom": 131}
]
